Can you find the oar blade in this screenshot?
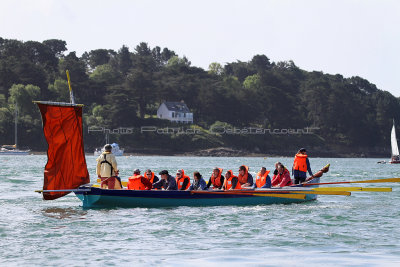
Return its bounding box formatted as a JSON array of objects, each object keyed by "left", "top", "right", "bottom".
[{"left": 361, "top": 187, "right": 392, "bottom": 192}]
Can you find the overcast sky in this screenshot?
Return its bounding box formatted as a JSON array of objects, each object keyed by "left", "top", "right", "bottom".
[{"left": 1, "top": 0, "right": 399, "bottom": 96}]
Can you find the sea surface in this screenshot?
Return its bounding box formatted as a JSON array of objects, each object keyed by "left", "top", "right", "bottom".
[{"left": 1, "top": 155, "right": 400, "bottom": 266}]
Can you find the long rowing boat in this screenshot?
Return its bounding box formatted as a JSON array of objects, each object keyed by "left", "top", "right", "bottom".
[{"left": 73, "top": 179, "right": 321, "bottom": 208}]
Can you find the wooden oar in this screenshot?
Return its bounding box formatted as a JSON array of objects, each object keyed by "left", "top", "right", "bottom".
[
  {"left": 311, "top": 187, "right": 392, "bottom": 192},
  {"left": 304, "top": 177, "right": 400, "bottom": 186},
  {"left": 191, "top": 191, "right": 306, "bottom": 199},
  {"left": 193, "top": 190, "right": 351, "bottom": 196}
]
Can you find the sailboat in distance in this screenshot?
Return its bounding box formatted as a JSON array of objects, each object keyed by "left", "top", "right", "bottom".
[
  {"left": 389, "top": 120, "right": 400, "bottom": 164},
  {"left": 0, "top": 103, "right": 30, "bottom": 155}
]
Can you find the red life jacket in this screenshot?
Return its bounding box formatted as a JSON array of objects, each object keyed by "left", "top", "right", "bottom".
[
  {"left": 224, "top": 170, "right": 241, "bottom": 190},
  {"left": 211, "top": 168, "right": 223, "bottom": 188},
  {"left": 176, "top": 169, "right": 191, "bottom": 190},
  {"left": 293, "top": 153, "right": 308, "bottom": 172},
  {"left": 144, "top": 172, "right": 155, "bottom": 183},
  {"left": 238, "top": 165, "right": 249, "bottom": 185},
  {"left": 256, "top": 170, "right": 270, "bottom": 188},
  {"left": 127, "top": 174, "right": 146, "bottom": 190}
]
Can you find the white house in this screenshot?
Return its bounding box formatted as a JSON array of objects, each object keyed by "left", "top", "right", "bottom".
[{"left": 157, "top": 101, "right": 193, "bottom": 123}]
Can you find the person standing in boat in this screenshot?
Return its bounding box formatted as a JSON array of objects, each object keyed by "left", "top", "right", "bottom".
[
  {"left": 206, "top": 167, "right": 225, "bottom": 190},
  {"left": 187, "top": 171, "right": 207, "bottom": 190},
  {"left": 127, "top": 169, "right": 152, "bottom": 190},
  {"left": 292, "top": 148, "right": 314, "bottom": 184},
  {"left": 255, "top": 167, "right": 272, "bottom": 188},
  {"left": 152, "top": 170, "right": 177, "bottom": 190},
  {"left": 272, "top": 162, "right": 292, "bottom": 187},
  {"left": 144, "top": 169, "right": 159, "bottom": 184},
  {"left": 237, "top": 165, "right": 253, "bottom": 188},
  {"left": 96, "top": 144, "right": 121, "bottom": 189},
  {"left": 176, "top": 169, "right": 191, "bottom": 190}
]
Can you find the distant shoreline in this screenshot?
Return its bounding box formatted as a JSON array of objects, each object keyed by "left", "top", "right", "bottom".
[{"left": 28, "top": 147, "right": 389, "bottom": 158}]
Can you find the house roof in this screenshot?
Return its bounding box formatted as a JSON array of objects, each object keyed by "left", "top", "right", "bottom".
[{"left": 162, "top": 102, "right": 191, "bottom": 112}]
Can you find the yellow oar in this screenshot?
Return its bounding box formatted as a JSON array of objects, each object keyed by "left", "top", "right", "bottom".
[
  {"left": 312, "top": 187, "right": 362, "bottom": 192},
  {"left": 253, "top": 193, "right": 306, "bottom": 200},
  {"left": 289, "top": 190, "right": 351, "bottom": 196}
]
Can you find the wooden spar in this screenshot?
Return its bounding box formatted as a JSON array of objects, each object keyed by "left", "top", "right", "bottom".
[
  {"left": 304, "top": 177, "right": 400, "bottom": 186},
  {"left": 35, "top": 189, "right": 91, "bottom": 193}
]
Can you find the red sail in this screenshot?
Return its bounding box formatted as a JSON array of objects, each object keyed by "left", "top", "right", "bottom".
[{"left": 37, "top": 103, "right": 90, "bottom": 200}]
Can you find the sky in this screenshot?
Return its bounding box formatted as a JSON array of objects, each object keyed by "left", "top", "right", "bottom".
[{"left": 1, "top": 0, "right": 400, "bottom": 96}]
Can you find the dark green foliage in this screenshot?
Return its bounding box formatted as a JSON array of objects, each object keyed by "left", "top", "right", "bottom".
[{"left": 0, "top": 37, "right": 398, "bottom": 155}]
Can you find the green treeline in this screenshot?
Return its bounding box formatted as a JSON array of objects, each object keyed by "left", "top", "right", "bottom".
[{"left": 0, "top": 37, "right": 399, "bottom": 155}]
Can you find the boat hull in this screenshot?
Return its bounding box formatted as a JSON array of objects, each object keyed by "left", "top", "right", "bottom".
[{"left": 75, "top": 178, "right": 320, "bottom": 208}]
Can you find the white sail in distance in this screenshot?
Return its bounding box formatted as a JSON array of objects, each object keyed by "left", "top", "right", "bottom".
[{"left": 391, "top": 121, "right": 399, "bottom": 156}]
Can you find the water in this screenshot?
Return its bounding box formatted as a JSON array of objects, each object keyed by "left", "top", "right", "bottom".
[{"left": 1, "top": 155, "right": 400, "bottom": 266}]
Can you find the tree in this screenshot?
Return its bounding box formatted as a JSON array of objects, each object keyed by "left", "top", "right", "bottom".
[{"left": 208, "top": 62, "right": 223, "bottom": 75}]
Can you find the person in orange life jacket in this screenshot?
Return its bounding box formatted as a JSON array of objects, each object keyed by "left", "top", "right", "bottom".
[
  {"left": 127, "top": 169, "right": 152, "bottom": 190},
  {"left": 292, "top": 148, "right": 314, "bottom": 184},
  {"left": 144, "top": 169, "right": 159, "bottom": 184},
  {"left": 96, "top": 144, "right": 121, "bottom": 189},
  {"left": 152, "top": 170, "right": 178, "bottom": 190},
  {"left": 187, "top": 172, "right": 207, "bottom": 190},
  {"left": 223, "top": 170, "right": 241, "bottom": 190},
  {"left": 272, "top": 162, "right": 293, "bottom": 187},
  {"left": 255, "top": 167, "right": 272, "bottom": 188},
  {"left": 206, "top": 167, "right": 225, "bottom": 190},
  {"left": 238, "top": 165, "right": 253, "bottom": 188},
  {"left": 175, "top": 169, "right": 190, "bottom": 190}
]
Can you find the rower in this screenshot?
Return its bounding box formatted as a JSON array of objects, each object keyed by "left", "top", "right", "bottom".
[
  {"left": 127, "top": 169, "right": 152, "bottom": 190},
  {"left": 255, "top": 167, "right": 271, "bottom": 188},
  {"left": 176, "top": 169, "right": 191, "bottom": 190},
  {"left": 96, "top": 144, "right": 121, "bottom": 189},
  {"left": 153, "top": 170, "right": 178, "bottom": 190},
  {"left": 206, "top": 167, "right": 224, "bottom": 190},
  {"left": 144, "top": 169, "right": 159, "bottom": 184},
  {"left": 187, "top": 172, "right": 207, "bottom": 190},
  {"left": 272, "top": 162, "right": 293, "bottom": 187},
  {"left": 224, "top": 170, "right": 240, "bottom": 190},
  {"left": 238, "top": 165, "right": 253, "bottom": 188}
]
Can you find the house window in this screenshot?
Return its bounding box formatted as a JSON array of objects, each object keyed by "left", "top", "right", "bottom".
[{"left": 172, "top": 112, "right": 175, "bottom": 118}]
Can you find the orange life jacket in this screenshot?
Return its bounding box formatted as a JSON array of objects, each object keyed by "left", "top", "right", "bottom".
[
  {"left": 255, "top": 170, "right": 271, "bottom": 188},
  {"left": 238, "top": 165, "right": 249, "bottom": 185},
  {"left": 293, "top": 153, "right": 308, "bottom": 172},
  {"left": 127, "top": 174, "right": 146, "bottom": 190},
  {"left": 224, "top": 170, "right": 241, "bottom": 190},
  {"left": 176, "top": 169, "right": 191, "bottom": 190},
  {"left": 144, "top": 172, "right": 155, "bottom": 183},
  {"left": 211, "top": 168, "right": 223, "bottom": 188}
]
